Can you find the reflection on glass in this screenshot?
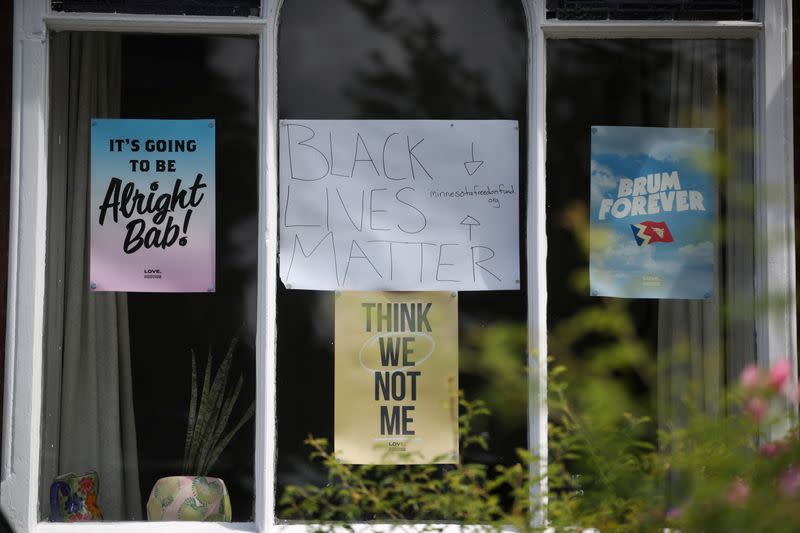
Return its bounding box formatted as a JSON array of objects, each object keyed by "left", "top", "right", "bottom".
[
  {"left": 545, "top": 0, "right": 753, "bottom": 21},
  {"left": 277, "top": 0, "right": 528, "bottom": 522},
  {"left": 51, "top": 0, "right": 260, "bottom": 16},
  {"left": 41, "top": 33, "right": 258, "bottom": 522}
]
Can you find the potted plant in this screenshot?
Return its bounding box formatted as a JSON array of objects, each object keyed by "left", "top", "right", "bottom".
[{"left": 146, "top": 336, "right": 255, "bottom": 521}]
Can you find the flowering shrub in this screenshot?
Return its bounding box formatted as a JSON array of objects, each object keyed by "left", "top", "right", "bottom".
[
  {"left": 280, "top": 359, "right": 800, "bottom": 532},
  {"left": 662, "top": 361, "right": 800, "bottom": 532}
]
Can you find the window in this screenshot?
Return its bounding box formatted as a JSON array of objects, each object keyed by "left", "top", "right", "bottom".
[
  {"left": 1, "top": 1, "right": 795, "bottom": 532},
  {"left": 39, "top": 32, "right": 258, "bottom": 522},
  {"left": 276, "top": 0, "right": 528, "bottom": 521},
  {"left": 546, "top": 39, "right": 756, "bottom": 500}
]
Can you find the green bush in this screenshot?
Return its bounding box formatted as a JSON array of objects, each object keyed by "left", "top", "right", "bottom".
[{"left": 280, "top": 354, "right": 800, "bottom": 532}]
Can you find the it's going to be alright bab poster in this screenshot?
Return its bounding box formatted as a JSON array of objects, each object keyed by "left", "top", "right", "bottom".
[
  {"left": 590, "top": 126, "right": 715, "bottom": 300},
  {"left": 335, "top": 291, "right": 458, "bottom": 464},
  {"left": 90, "top": 119, "right": 215, "bottom": 292}
]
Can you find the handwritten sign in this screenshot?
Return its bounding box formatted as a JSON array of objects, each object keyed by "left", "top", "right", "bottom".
[
  {"left": 279, "top": 120, "right": 519, "bottom": 291},
  {"left": 335, "top": 291, "right": 458, "bottom": 464},
  {"left": 90, "top": 119, "right": 215, "bottom": 292},
  {"left": 590, "top": 126, "right": 715, "bottom": 299}
]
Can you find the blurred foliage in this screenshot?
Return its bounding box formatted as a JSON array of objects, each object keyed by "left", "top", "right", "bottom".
[
  {"left": 280, "top": 395, "right": 534, "bottom": 530},
  {"left": 281, "top": 343, "right": 800, "bottom": 533}
]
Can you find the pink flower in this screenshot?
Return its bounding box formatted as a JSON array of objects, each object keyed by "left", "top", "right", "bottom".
[
  {"left": 740, "top": 364, "right": 761, "bottom": 389},
  {"left": 783, "top": 385, "right": 800, "bottom": 405},
  {"left": 744, "top": 396, "right": 769, "bottom": 422},
  {"left": 769, "top": 359, "right": 792, "bottom": 392},
  {"left": 778, "top": 467, "right": 800, "bottom": 497},
  {"left": 725, "top": 479, "right": 750, "bottom": 506},
  {"left": 759, "top": 441, "right": 786, "bottom": 458}
]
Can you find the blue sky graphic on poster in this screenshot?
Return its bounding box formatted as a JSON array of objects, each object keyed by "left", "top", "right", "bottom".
[{"left": 590, "top": 126, "right": 715, "bottom": 299}]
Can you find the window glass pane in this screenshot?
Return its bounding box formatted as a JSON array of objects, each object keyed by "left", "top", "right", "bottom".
[
  {"left": 546, "top": 38, "right": 755, "bottom": 502},
  {"left": 41, "top": 32, "right": 258, "bottom": 522},
  {"left": 51, "top": 0, "right": 260, "bottom": 17},
  {"left": 277, "top": 0, "right": 527, "bottom": 522},
  {"left": 546, "top": 0, "right": 754, "bottom": 20}
]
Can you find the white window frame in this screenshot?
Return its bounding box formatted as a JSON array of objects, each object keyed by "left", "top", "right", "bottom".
[{"left": 2, "top": 0, "right": 794, "bottom": 532}]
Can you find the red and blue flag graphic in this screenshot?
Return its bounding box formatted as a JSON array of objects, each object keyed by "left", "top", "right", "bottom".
[{"left": 630, "top": 221, "right": 673, "bottom": 246}]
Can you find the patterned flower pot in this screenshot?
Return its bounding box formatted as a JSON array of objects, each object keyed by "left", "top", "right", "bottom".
[
  {"left": 49, "top": 471, "right": 103, "bottom": 522},
  {"left": 146, "top": 476, "right": 232, "bottom": 521}
]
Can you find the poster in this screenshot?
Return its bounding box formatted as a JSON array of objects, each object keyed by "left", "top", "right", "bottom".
[
  {"left": 90, "top": 119, "right": 215, "bottom": 292},
  {"left": 279, "top": 120, "right": 519, "bottom": 291},
  {"left": 335, "top": 291, "right": 458, "bottom": 464},
  {"left": 590, "top": 126, "right": 715, "bottom": 299}
]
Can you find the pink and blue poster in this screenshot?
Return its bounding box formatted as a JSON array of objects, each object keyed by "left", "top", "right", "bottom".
[
  {"left": 90, "top": 119, "right": 215, "bottom": 292},
  {"left": 590, "top": 126, "right": 715, "bottom": 300}
]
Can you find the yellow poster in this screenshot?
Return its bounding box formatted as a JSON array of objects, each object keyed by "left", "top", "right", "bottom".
[{"left": 335, "top": 291, "right": 458, "bottom": 464}]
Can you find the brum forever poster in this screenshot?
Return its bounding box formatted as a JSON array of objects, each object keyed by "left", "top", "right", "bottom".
[{"left": 590, "top": 126, "right": 716, "bottom": 299}]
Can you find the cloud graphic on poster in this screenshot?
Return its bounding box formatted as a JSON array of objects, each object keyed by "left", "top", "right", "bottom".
[
  {"left": 677, "top": 241, "right": 714, "bottom": 264},
  {"left": 592, "top": 126, "right": 712, "bottom": 163},
  {"left": 592, "top": 231, "right": 682, "bottom": 275},
  {"left": 592, "top": 233, "right": 655, "bottom": 269},
  {"left": 590, "top": 159, "right": 620, "bottom": 203}
]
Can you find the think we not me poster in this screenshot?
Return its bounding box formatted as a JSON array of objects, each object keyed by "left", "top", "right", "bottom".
[
  {"left": 335, "top": 291, "right": 458, "bottom": 464},
  {"left": 590, "top": 126, "right": 715, "bottom": 300}
]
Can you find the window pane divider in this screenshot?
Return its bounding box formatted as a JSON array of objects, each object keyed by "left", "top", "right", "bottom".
[
  {"left": 753, "top": 0, "right": 798, "bottom": 437},
  {"left": 542, "top": 19, "right": 762, "bottom": 39},
  {"left": 44, "top": 12, "right": 265, "bottom": 34},
  {"left": 259, "top": 2, "right": 278, "bottom": 529},
  {"left": 525, "top": 1, "right": 548, "bottom": 530}
]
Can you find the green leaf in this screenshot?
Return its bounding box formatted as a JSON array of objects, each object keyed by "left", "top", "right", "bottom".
[
  {"left": 182, "top": 335, "right": 254, "bottom": 475},
  {"left": 200, "top": 375, "right": 243, "bottom": 474},
  {"left": 202, "top": 400, "right": 255, "bottom": 475},
  {"left": 185, "top": 348, "right": 214, "bottom": 473},
  {"left": 182, "top": 350, "right": 198, "bottom": 473},
  {"left": 196, "top": 337, "right": 237, "bottom": 474}
]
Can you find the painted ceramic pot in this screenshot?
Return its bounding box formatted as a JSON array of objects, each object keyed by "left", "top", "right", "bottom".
[
  {"left": 49, "top": 471, "right": 103, "bottom": 522},
  {"left": 146, "top": 476, "right": 232, "bottom": 521}
]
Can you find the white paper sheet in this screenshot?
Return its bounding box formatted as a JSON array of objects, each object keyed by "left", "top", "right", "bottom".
[{"left": 279, "top": 120, "right": 520, "bottom": 291}]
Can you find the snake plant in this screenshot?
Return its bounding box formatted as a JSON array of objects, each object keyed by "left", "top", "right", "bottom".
[{"left": 182, "top": 336, "right": 255, "bottom": 476}]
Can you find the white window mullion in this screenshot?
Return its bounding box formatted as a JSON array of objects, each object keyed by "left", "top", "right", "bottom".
[
  {"left": 2, "top": 1, "right": 49, "bottom": 531},
  {"left": 754, "top": 0, "right": 797, "bottom": 431},
  {"left": 260, "top": 0, "right": 282, "bottom": 531},
  {"left": 526, "top": 0, "right": 548, "bottom": 529}
]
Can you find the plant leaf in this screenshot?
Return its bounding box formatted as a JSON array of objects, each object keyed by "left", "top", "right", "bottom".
[
  {"left": 202, "top": 401, "right": 255, "bottom": 475},
  {"left": 197, "top": 373, "right": 227, "bottom": 474},
  {"left": 195, "top": 336, "right": 237, "bottom": 473},
  {"left": 202, "top": 375, "right": 243, "bottom": 472},
  {"left": 182, "top": 349, "right": 198, "bottom": 472},
  {"left": 186, "top": 346, "right": 215, "bottom": 473}
]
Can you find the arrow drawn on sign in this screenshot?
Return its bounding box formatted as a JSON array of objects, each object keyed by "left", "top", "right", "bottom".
[
  {"left": 464, "top": 142, "right": 484, "bottom": 176},
  {"left": 460, "top": 215, "right": 480, "bottom": 240}
]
